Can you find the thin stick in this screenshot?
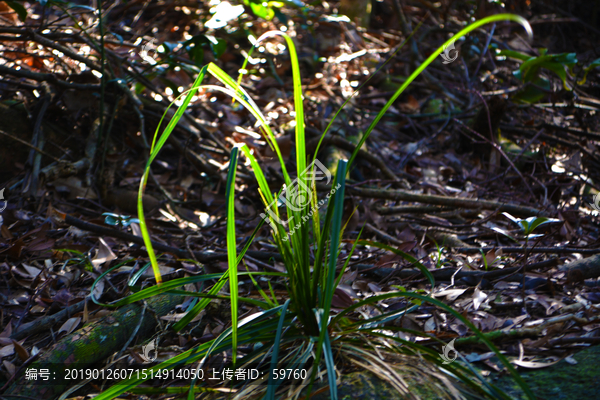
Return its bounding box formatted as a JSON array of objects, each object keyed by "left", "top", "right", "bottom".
[{"left": 0, "top": 128, "right": 62, "bottom": 162}]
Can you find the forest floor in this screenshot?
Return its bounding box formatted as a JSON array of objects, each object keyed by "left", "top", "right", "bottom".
[{"left": 0, "top": 0, "right": 600, "bottom": 399}]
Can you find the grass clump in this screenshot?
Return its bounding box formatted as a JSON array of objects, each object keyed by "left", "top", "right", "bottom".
[{"left": 95, "top": 14, "right": 535, "bottom": 400}]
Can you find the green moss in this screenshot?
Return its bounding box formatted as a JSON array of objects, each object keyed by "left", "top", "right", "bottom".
[
  {"left": 490, "top": 345, "right": 600, "bottom": 399},
  {"left": 310, "top": 371, "right": 397, "bottom": 400}
]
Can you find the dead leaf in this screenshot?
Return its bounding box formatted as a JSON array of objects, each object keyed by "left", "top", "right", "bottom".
[
  {"left": 49, "top": 176, "right": 98, "bottom": 200},
  {"left": 6, "top": 238, "right": 24, "bottom": 259},
  {"left": 21, "top": 264, "right": 42, "bottom": 278},
  {"left": 3, "top": 360, "right": 15, "bottom": 376},
  {"left": 367, "top": 282, "right": 381, "bottom": 293},
  {"left": 465, "top": 352, "right": 495, "bottom": 362},
  {"left": 26, "top": 237, "right": 55, "bottom": 252},
  {"left": 1, "top": 225, "right": 12, "bottom": 239},
  {"left": 513, "top": 358, "right": 561, "bottom": 369},
  {"left": 331, "top": 287, "right": 355, "bottom": 308},
  {"left": 92, "top": 277, "right": 105, "bottom": 300},
  {"left": 91, "top": 238, "right": 117, "bottom": 268},
  {"left": 141, "top": 265, "right": 175, "bottom": 278},
  {"left": 180, "top": 175, "right": 195, "bottom": 190},
  {"left": 472, "top": 287, "right": 488, "bottom": 311},
  {"left": 400, "top": 95, "right": 421, "bottom": 113},
  {"left": 11, "top": 339, "right": 28, "bottom": 361},
  {"left": 483, "top": 249, "right": 497, "bottom": 267},
  {"left": 130, "top": 222, "right": 143, "bottom": 237},
  {"left": 58, "top": 317, "right": 81, "bottom": 335},
  {"left": 160, "top": 310, "right": 205, "bottom": 322},
  {"left": 397, "top": 227, "right": 416, "bottom": 243},
  {"left": 0, "top": 344, "right": 14, "bottom": 358},
  {"left": 424, "top": 316, "right": 436, "bottom": 332},
  {"left": 564, "top": 355, "right": 578, "bottom": 365},
  {"left": 0, "top": 321, "right": 12, "bottom": 339},
  {"left": 435, "top": 288, "right": 467, "bottom": 302},
  {"left": 339, "top": 270, "right": 358, "bottom": 286}
]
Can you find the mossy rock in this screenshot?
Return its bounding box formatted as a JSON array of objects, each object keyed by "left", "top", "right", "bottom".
[
  {"left": 309, "top": 371, "right": 397, "bottom": 400},
  {"left": 491, "top": 345, "right": 600, "bottom": 399}
]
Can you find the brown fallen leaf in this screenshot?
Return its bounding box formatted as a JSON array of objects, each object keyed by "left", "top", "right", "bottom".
[
  {"left": 331, "top": 287, "right": 354, "bottom": 308},
  {"left": 11, "top": 339, "right": 28, "bottom": 361},
  {"left": 91, "top": 238, "right": 117, "bottom": 268},
  {"left": 400, "top": 95, "right": 421, "bottom": 113},
  {"left": 58, "top": 317, "right": 81, "bottom": 336},
  {"left": 3, "top": 360, "right": 15, "bottom": 376},
  {"left": 0, "top": 320, "right": 12, "bottom": 339}
]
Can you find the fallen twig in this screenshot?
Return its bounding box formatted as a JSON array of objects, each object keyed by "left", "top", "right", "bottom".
[
  {"left": 345, "top": 186, "right": 543, "bottom": 216},
  {"left": 10, "top": 298, "right": 88, "bottom": 341},
  {"left": 0, "top": 65, "right": 100, "bottom": 90},
  {"left": 54, "top": 211, "right": 281, "bottom": 263},
  {"left": 355, "top": 257, "right": 558, "bottom": 281}
]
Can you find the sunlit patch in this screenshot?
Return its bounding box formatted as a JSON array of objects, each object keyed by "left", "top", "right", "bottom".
[
  {"left": 206, "top": 1, "right": 244, "bottom": 30},
  {"left": 159, "top": 209, "right": 177, "bottom": 222}
]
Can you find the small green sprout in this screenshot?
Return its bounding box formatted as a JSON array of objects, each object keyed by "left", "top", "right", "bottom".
[
  {"left": 102, "top": 212, "right": 140, "bottom": 228},
  {"left": 502, "top": 212, "right": 560, "bottom": 238}
]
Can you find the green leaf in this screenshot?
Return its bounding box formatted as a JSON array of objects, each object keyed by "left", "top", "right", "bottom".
[
  {"left": 210, "top": 37, "right": 227, "bottom": 59},
  {"left": 102, "top": 212, "right": 139, "bottom": 227},
  {"left": 95, "top": 306, "right": 289, "bottom": 400},
  {"left": 266, "top": 299, "right": 291, "bottom": 399},
  {"left": 243, "top": 0, "right": 275, "bottom": 19},
  {"left": 310, "top": 159, "right": 347, "bottom": 399},
  {"left": 513, "top": 52, "right": 577, "bottom": 89},
  {"left": 523, "top": 216, "right": 560, "bottom": 233},
  {"left": 497, "top": 49, "right": 532, "bottom": 62},
  {"left": 137, "top": 65, "right": 209, "bottom": 286},
  {"left": 128, "top": 262, "right": 152, "bottom": 288},
  {"left": 578, "top": 57, "right": 600, "bottom": 85},
  {"left": 225, "top": 146, "right": 240, "bottom": 364},
  {"left": 512, "top": 76, "right": 550, "bottom": 103},
  {"left": 183, "top": 35, "right": 208, "bottom": 66},
  {"left": 5, "top": 1, "right": 27, "bottom": 22},
  {"left": 503, "top": 212, "right": 559, "bottom": 235}
]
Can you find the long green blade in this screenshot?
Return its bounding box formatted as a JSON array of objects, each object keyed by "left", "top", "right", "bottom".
[
  {"left": 137, "top": 65, "right": 208, "bottom": 285},
  {"left": 225, "top": 146, "right": 240, "bottom": 364},
  {"left": 347, "top": 14, "right": 532, "bottom": 169}
]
